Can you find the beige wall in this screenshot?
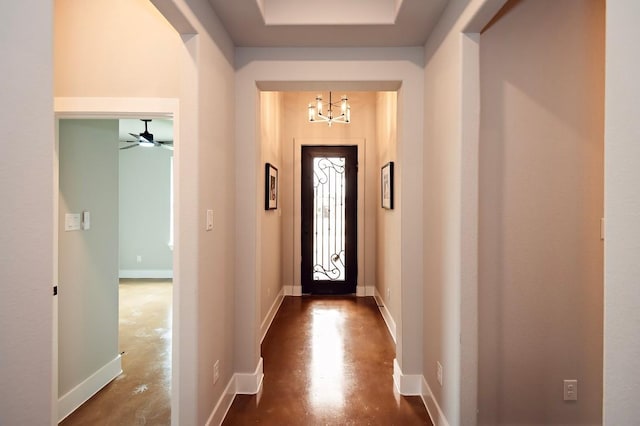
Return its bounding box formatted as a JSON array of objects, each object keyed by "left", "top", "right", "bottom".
[
  {"left": 58, "top": 119, "right": 120, "bottom": 400},
  {"left": 478, "top": 0, "right": 604, "bottom": 424},
  {"left": 260, "top": 92, "right": 284, "bottom": 323},
  {"left": 180, "top": 1, "right": 236, "bottom": 424},
  {"left": 422, "top": 0, "right": 509, "bottom": 423},
  {"left": 0, "top": 3, "right": 54, "bottom": 423},
  {"left": 280, "top": 91, "right": 379, "bottom": 296},
  {"left": 423, "top": 3, "right": 470, "bottom": 423},
  {"left": 54, "top": 0, "right": 181, "bottom": 97},
  {"left": 375, "top": 92, "right": 401, "bottom": 325},
  {"left": 604, "top": 0, "right": 640, "bottom": 423}
]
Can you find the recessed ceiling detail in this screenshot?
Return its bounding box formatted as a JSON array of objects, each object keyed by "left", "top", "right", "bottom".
[
  {"left": 257, "top": 0, "right": 403, "bottom": 26},
  {"left": 208, "top": 0, "right": 450, "bottom": 47}
]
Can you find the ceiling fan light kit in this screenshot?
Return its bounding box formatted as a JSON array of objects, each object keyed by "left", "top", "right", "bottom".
[{"left": 121, "top": 119, "right": 173, "bottom": 151}]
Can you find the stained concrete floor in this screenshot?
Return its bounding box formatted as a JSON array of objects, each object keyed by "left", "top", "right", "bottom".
[
  {"left": 60, "top": 280, "right": 172, "bottom": 426},
  {"left": 61, "top": 290, "right": 431, "bottom": 425},
  {"left": 223, "top": 296, "right": 432, "bottom": 425}
]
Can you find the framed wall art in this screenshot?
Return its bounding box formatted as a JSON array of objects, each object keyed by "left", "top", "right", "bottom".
[
  {"left": 381, "top": 161, "right": 394, "bottom": 210},
  {"left": 265, "top": 163, "right": 278, "bottom": 210}
]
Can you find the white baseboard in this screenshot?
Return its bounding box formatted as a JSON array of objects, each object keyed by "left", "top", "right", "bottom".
[
  {"left": 204, "top": 373, "right": 237, "bottom": 426},
  {"left": 261, "top": 288, "right": 285, "bottom": 343},
  {"left": 58, "top": 354, "right": 122, "bottom": 422},
  {"left": 392, "top": 359, "right": 422, "bottom": 396},
  {"left": 119, "top": 269, "right": 173, "bottom": 279},
  {"left": 421, "top": 376, "right": 450, "bottom": 426},
  {"left": 375, "top": 288, "right": 397, "bottom": 343},
  {"left": 205, "top": 357, "right": 264, "bottom": 426},
  {"left": 284, "top": 285, "right": 302, "bottom": 296},
  {"left": 286, "top": 285, "right": 374, "bottom": 297},
  {"left": 235, "top": 357, "right": 264, "bottom": 395},
  {"left": 356, "top": 285, "right": 375, "bottom": 297}
]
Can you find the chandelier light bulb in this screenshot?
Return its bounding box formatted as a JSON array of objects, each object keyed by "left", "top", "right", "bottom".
[{"left": 308, "top": 104, "right": 316, "bottom": 122}]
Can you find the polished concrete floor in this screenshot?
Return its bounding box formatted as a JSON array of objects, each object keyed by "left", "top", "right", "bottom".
[
  {"left": 223, "top": 296, "right": 432, "bottom": 425},
  {"left": 61, "top": 290, "right": 430, "bottom": 425},
  {"left": 61, "top": 280, "right": 172, "bottom": 426}
]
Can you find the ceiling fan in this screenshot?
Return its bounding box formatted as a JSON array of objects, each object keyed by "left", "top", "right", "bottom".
[{"left": 120, "top": 119, "right": 173, "bottom": 151}]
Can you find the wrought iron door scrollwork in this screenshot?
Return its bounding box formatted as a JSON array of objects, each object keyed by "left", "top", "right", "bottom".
[
  {"left": 313, "top": 250, "right": 346, "bottom": 281},
  {"left": 312, "top": 157, "right": 347, "bottom": 281}
]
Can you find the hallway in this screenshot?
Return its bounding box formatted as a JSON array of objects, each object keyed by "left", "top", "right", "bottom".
[{"left": 223, "top": 297, "right": 431, "bottom": 425}]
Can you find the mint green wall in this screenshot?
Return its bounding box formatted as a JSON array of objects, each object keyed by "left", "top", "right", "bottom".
[
  {"left": 58, "top": 119, "right": 119, "bottom": 396},
  {"left": 118, "top": 134, "right": 173, "bottom": 275}
]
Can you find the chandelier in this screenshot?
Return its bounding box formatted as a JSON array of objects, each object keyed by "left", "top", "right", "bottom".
[{"left": 308, "top": 92, "right": 351, "bottom": 126}]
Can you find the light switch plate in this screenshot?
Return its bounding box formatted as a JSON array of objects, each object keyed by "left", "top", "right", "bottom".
[
  {"left": 82, "top": 211, "right": 90, "bottom": 230},
  {"left": 65, "top": 213, "right": 81, "bottom": 231}
]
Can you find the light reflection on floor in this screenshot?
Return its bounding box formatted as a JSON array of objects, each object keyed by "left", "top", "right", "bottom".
[
  {"left": 310, "top": 307, "right": 346, "bottom": 408},
  {"left": 222, "top": 296, "right": 432, "bottom": 425}
]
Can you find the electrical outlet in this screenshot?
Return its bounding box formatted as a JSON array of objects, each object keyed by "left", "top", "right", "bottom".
[
  {"left": 564, "top": 379, "right": 578, "bottom": 401},
  {"left": 386, "top": 288, "right": 391, "bottom": 299},
  {"left": 437, "top": 362, "right": 443, "bottom": 387},
  {"left": 214, "top": 360, "right": 220, "bottom": 384},
  {"left": 136, "top": 255, "right": 142, "bottom": 263}
]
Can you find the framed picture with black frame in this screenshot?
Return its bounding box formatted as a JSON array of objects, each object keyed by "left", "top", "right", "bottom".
[
  {"left": 381, "top": 161, "right": 394, "bottom": 210},
  {"left": 265, "top": 163, "right": 278, "bottom": 210}
]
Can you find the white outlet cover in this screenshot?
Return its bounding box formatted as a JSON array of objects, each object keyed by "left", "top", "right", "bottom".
[
  {"left": 213, "top": 360, "right": 220, "bottom": 384},
  {"left": 564, "top": 379, "right": 578, "bottom": 401},
  {"left": 206, "top": 209, "right": 213, "bottom": 231}
]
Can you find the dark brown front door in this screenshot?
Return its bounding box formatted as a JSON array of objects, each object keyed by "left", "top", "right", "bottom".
[{"left": 301, "top": 146, "right": 357, "bottom": 294}]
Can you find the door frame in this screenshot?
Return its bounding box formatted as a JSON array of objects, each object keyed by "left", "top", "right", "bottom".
[
  {"left": 293, "top": 138, "right": 369, "bottom": 296},
  {"left": 301, "top": 145, "right": 358, "bottom": 294},
  {"left": 53, "top": 97, "right": 181, "bottom": 423}
]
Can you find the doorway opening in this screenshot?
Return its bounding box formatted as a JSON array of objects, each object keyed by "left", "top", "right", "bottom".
[
  {"left": 57, "top": 117, "right": 174, "bottom": 424},
  {"left": 54, "top": 98, "right": 180, "bottom": 424},
  {"left": 301, "top": 145, "right": 358, "bottom": 294}
]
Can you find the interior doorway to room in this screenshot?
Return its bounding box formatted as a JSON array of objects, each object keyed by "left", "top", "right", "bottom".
[
  {"left": 56, "top": 117, "right": 174, "bottom": 425},
  {"left": 301, "top": 145, "right": 358, "bottom": 294}
]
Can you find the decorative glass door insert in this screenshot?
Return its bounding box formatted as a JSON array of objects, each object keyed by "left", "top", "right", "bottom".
[
  {"left": 302, "top": 146, "right": 357, "bottom": 294},
  {"left": 312, "top": 157, "right": 346, "bottom": 281}
]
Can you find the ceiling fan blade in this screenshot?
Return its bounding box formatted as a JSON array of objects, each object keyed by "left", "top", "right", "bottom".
[
  {"left": 160, "top": 144, "right": 174, "bottom": 151},
  {"left": 128, "top": 132, "right": 140, "bottom": 139},
  {"left": 120, "top": 144, "right": 139, "bottom": 150}
]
